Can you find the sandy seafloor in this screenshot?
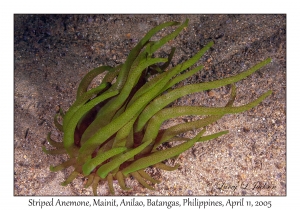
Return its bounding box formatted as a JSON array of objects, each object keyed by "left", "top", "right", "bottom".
[{"left": 14, "top": 14, "right": 286, "bottom": 196}]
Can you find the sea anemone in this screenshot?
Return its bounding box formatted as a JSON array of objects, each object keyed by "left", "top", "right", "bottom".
[{"left": 43, "top": 19, "right": 272, "bottom": 195}]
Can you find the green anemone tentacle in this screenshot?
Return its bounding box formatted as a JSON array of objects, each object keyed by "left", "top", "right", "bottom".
[
  {"left": 82, "top": 147, "right": 127, "bottom": 176},
  {"left": 136, "top": 58, "right": 271, "bottom": 132},
  {"left": 154, "top": 163, "right": 180, "bottom": 171},
  {"left": 139, "top": 90, "right": 271, "bottom": 150},
  {"left": 76, "top": 65, "right": 113, "bottom": 98},
  {"left": 131, "top": 171, "right": 155, "bottom": 190},
  {"left": 96, "top": 139, "right": 152, "bottom": 179},
  {"left": 122, "top": 129, "right": 207, "bottom": 176},
  {"left": 63, "top": 90, "right": 119, "bottom": 155}
]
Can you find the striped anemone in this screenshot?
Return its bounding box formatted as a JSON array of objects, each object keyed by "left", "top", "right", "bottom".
[{"left": 43, "top": 19, "right": 272, "bottom": 195}]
